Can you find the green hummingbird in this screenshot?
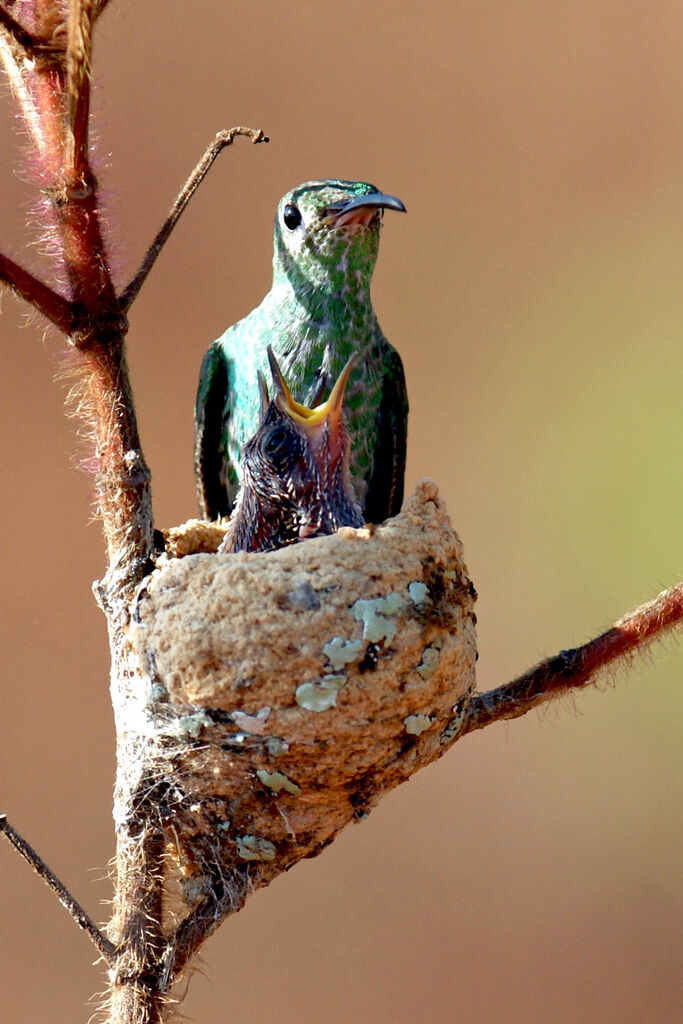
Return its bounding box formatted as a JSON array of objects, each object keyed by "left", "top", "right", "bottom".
[
  {"left": 194, "top": 179, "right": 408, "bottom": 525},
  {"left": 221, "top": 347, "right": 362, "bottom": 553}
]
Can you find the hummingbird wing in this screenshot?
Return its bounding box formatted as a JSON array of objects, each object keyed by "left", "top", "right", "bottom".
[
  {"left": 363, "top": 346, "right": 408, "bottom": 523},
  {"left": 194, "top": 342, "right": 234, "bottom": 521}
]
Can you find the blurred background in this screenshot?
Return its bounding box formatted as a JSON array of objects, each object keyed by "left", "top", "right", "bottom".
[{"left": 0, "top": 2, "right": 681, "bottom": 1022}]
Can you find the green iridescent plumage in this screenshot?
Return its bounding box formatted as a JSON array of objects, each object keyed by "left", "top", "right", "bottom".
[{"left": 194, "top": 179, "right": 408, "bottom": 524}]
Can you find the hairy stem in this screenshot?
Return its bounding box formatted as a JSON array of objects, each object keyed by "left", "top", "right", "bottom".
[
  {"left": 1, "top": 1, "right": 153, "bottom": 589},
  {"left": 462, "top": 581, "right": 683, "bottom": 736},
  {"left": 108, "top": 808, "right": 167, "bottom": 1024},
  {"left": 0, "top": 251, "right": 73, "bottom": 329}
]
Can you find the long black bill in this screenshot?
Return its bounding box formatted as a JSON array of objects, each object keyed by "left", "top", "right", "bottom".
[{"left": 324, "top": 192, "right": 406, "bottom": 216}]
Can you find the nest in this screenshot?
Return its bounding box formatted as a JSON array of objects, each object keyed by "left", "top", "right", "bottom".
[{"left": 126, "top": 479, "right": 477, "bottom": 914}]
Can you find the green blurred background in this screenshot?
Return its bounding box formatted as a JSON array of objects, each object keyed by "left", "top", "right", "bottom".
[{"left": 0, "top": 2, "right": 680, "bottom": 1022}]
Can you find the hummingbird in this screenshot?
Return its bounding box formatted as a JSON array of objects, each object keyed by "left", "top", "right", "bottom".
[
  {"left": 195, "top": 179, "right": 408, "bottom": 526},
  {"left": 221, "top": 347, "right": 363, "bottom": 554}
]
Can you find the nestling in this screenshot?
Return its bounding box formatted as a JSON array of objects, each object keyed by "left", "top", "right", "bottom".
[{"left": 220, "top": 348, "right": 363, "bottom": 553}]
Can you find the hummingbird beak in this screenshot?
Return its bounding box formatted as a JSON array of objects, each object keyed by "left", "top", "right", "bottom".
[
  {"left": 256, "top": 370, "right": 270, "bottom": 418},
  {"left": 266, "top": 346, "right": 355, "bottom": 475},
  {"left": 300, "top": 354, "right": 355, "bottom": 427},
  {"left": 296, "top": 355, "right": 355, "bottom": 479},
  {"left": 267, "top": 346, "right": 314, "bottom": 420},
  {"left": 323, "top": 192, "right": 406, "bottom": 228}
]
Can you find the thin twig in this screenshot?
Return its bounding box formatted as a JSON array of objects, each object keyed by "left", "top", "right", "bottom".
[
  {"left": 119, "top": 126, "right": 269, "bottom": 311},
  {"left": 0, "top": 814, "right": 117, "bottom": 966},
  {"left": 0, "top": 251, "right": 75, "bottom": 331},
  {"left": 461, "top": 581, "right": 683, "bottom": 736},
  {"left": 65, "top": 0, "right": 96, "bottom": 182}
]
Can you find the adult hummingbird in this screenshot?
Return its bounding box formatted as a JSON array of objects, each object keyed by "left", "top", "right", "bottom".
[
  {"left": 195, "top": 179, "right": 408, "bottom": 525},
  {"left": 221, "top": 347, "right": 363, "bottom": 554}
]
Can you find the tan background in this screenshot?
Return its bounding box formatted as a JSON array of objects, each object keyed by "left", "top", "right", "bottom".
[{"left": 0, "top": 2, "right": 681, "bottom": 1022}]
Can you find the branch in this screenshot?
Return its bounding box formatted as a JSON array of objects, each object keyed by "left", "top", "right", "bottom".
[
  {"left": 0, "top": 251, "right": 74, "bottom": 330},
  {"left": 0, "top": 814, "right": 117, "bottom": 966},
  {"left": 108, "top": 801, "right": 166, "bottom": 1024},
  {"left": 461, "top": 581, "right": 683, "bottom": 736},
  {"left": 0, "top": 4, "right": 41, "bottom": 53},
  {"left": 65, "top": 0, "right": 97, "bottom": 183},
  {"left": 120, "top": 126, "right": 269, "bottom": 311},
  {"left": 1, "top": 1, "right": 153, "bottom": 588},
  {"left": 163, "top": 862, "right": 247, "bottom": 987}
]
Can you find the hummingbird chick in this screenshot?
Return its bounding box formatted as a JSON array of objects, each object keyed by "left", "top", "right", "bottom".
[
  {"left": 220, "top": 348, "right": 363, "bottom": 554},
  {"left": 195, "top": 179, "right": 408, "bottom": 526}
]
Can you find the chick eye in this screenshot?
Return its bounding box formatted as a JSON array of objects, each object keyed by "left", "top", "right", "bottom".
[
  {"left": 262, "top": 424, "right": 290, "bottom": 459},
  {"left": 283, "top": 203, "right": 302, "bottom": 230}
]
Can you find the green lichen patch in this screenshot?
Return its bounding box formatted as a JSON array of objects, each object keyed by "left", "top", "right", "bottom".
[
  {"left": 265, "top": 736, "right": 289, "bottom": 756},
  {"left": 164, "top": 711, "right": 213, "bottom": 741},
  {"left": 295, "top": 673, "right": 347, "bottom": 712},
  {"left": 416, "top": 642, "right": 441, "bottom": 680},
  {"left": 351, "top": 593, "right": 405, "bottom": 643},
  {"left": 235, "top": 835, "right": 276, "bottom": 861},
  {"left": 407, "top": 580, "right": 430, "bottom": 605},
  {"left": 403, "top": 713, "right": 434, "bottom": 735},
  {"left": 256, "top": 769, "right": 302, "bottom": 796},
  {"left": 322, "top": 636, "right": 364, "bottom": 670}
]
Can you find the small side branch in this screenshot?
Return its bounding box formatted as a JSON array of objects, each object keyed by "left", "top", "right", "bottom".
[
  {"left": 0, "top": 814, "right": 117, "bottom": 966},
  {"left": 120, "top": 126, "right": 269, "bottom": 311},
  {"left": 0, "top": 252, "right": 74, "bottom": 331},
  {"left": 462, "top": 581, "right": 683, "bottom": 736}
]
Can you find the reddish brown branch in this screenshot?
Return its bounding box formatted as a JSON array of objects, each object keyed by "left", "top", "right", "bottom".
[
  {"left": 462, "top": 581, "right": 683, "bottom": 736},
  {"left": 0, "top": 6, "right": 66, "bottom": 68},
  {"left": 0, "top": 4, "right": 41, "bottom": 52},
  {"left": 107, "top": 780, "right": 167, "bottom": 1024},
  {"left": 120, "top": 126, "right": 268, "bottom": 311},
  {"left": 0, "top": 1, "right": 153, "bottom": 584},
  {"left": 0, "top": 251, "right": 74, "bottom": 330},
  {"left": 0, "top": 813, "right": 116, "bottom": 965}
]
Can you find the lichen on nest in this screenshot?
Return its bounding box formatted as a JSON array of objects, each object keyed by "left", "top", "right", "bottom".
[{"left": 126, "top": 480, "right": 477, "bottom": 902}]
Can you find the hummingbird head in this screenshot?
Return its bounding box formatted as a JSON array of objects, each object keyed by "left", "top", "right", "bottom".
[
  {"left": 231, "top": 383, "right": 318, "bottom": 552},
  {"left": 272, "top": 180, "right": 405, "bottom": 293},
  {"left": 241, "top": 381, "right": 317, "bottom": 518}
]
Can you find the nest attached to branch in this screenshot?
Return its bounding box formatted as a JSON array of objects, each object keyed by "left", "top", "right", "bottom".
[{"left": 126, "top": 479, "right": 477, "bottom": 922}]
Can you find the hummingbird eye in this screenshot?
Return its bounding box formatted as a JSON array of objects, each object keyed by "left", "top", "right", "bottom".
[{"left": 283, "top": 204, "right": 302, "bottom": 230}]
